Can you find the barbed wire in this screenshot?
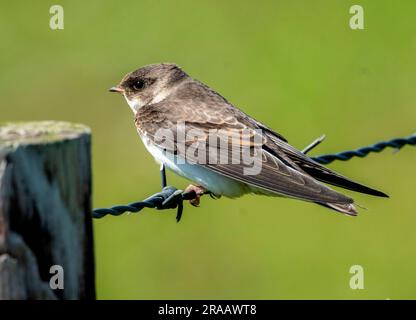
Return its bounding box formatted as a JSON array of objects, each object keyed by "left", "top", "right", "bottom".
[
  {"left": 92, "top": 186, "right": 197, "bottom": 222},
  {"left": 311, "top": 133, "right": 416, "bottom": 165},
  {"left": 93, "top": 133, "right": 416, "bottom": 222}
]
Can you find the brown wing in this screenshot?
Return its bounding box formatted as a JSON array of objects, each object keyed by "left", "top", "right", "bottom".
[
  {"left": 135, "top": 80, "right": 353, "bottom": 205},
  {"left": 258, "top": 126, "right": 388, "bottom": 197}
]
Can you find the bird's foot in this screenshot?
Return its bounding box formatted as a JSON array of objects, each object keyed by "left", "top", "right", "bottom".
[{"left": 183, "top": 184, "right": 209, "bottom": 207}]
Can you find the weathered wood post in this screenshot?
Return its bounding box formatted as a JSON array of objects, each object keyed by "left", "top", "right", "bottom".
[{"left": 0, "top": 121, "right": 95, "bottom": 300}]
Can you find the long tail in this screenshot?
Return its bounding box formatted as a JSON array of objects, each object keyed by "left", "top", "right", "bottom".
[
  {"left": 264, "top": 140, "right": 389, "bottom": 198},
  {"left": 300, "top": 164, "right": 388, "bottom": 198}
]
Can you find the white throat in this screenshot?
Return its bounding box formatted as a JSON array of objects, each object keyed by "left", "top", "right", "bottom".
[{"left": 123, "top": 95, "right": 143, "bottom": 114}]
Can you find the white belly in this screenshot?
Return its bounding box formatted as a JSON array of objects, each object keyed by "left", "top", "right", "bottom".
[{"left": 142, "top": 138, "right": 249, "bottom": 198}]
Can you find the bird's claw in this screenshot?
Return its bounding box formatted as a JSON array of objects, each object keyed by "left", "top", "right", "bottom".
[
  {"left": 208, "top": 192, "right": 221, "bottom": 200},
  {"left": 184, "top": 184, "right": 208, "bottom": 207}
]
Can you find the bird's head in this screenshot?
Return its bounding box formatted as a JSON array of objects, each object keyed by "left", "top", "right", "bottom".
[{"left": 110, "top": 63, "right": 188, "bottom": 113}]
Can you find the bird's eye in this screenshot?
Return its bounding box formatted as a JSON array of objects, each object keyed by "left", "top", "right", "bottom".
[{"left": 132, "top": 80, "right": 145, "bottom": 90}]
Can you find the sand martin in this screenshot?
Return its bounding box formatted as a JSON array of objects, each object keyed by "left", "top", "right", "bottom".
[{"left": 110, "top": 63, "right": 387, "bottom": 215}]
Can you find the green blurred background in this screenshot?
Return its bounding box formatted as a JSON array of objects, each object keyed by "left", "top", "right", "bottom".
[{"left": 1, "top": 0, "right": 415, "bottom": 299}]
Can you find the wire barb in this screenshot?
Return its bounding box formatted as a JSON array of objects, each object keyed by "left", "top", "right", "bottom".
[
  {"left": 302, "top": 134, "right": 326, "bottom": 154},
  {"left": 92, "top": 133, "right": 416, "bottom": 221}
]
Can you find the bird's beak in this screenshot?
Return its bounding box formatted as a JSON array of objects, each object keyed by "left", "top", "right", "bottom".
[{"left": 109, "top": 86, "right": 124, "bottom": 93}]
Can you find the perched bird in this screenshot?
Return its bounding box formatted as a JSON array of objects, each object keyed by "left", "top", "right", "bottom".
[{"left": 110, "top": 63, "right": 387, "bottom": 216}]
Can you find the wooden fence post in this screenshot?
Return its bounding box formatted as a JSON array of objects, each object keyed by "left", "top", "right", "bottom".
[{"left": 0, "top": 121, "right": 95, "bottom": 300}]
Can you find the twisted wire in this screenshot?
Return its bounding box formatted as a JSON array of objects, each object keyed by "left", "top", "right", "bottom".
[
  {"left": 93, "top": 133, "right": 415, "bottom": 221},
  {"left": 311, "top": 134, "right": 416, "bottom": 165},
  {"left": 93, "top": 186, "right": 196, "bottom": 222}
]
